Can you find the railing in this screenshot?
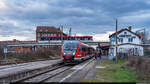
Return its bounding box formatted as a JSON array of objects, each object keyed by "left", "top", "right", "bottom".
[{"left": 7, "top": 42, "right": 61, "bottom": 47}]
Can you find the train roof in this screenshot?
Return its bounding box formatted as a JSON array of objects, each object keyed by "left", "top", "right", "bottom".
[{"left": 63, "top": 40, "right": 94, "bottom": 49}]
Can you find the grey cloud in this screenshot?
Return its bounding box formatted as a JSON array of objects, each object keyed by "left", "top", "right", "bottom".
[{"left": 0, "top": 0, "right": 150, "bottom": 40}]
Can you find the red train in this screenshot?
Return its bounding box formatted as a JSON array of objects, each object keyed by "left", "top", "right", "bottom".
[{"left": 61, "top": 41, "right": 95, "bottom": 64}]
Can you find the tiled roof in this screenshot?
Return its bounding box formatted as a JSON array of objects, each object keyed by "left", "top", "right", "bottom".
[
  {"left": 109, "top": 28, "right": 141, "bottom": 38},
  {"left": 0, "top": 40, "right": 36, "bottom": 44},
  {"left": 36, "top": 26, "right": 61, "bottom": 32},
  {"left": 36, "top": 26, "right": 67, "bottom": 36}
]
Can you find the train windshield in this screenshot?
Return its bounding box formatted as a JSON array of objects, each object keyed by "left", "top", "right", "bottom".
[{"left": 63, "top": 42, "right": 78, "bottom": 52}]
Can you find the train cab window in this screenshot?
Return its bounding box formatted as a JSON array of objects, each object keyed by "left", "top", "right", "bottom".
[
  {"left": 81, "top": 46, "right": 86, "bottom": 52},
  {"left": 63, "top": 43, "right": 78, "bottom": 50},
  {"left": 82, "top": 48, "right": 86, "bottom": 51}
]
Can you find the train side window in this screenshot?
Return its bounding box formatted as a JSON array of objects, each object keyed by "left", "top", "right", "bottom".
[
  {"left": 80, "top": 46, "right": 85, "bottom": 51},
  {"left": 88, "top": 48, "right": 91, "bottom": 54},
  {"left": 82, "top": 46, "right": 86, "bottom": 51},
  {"left": 79, "top": 46, "right": 82, "bottom": 51},
  {"left": 82, "top": 48, "right": 86, "bottom": 51}
]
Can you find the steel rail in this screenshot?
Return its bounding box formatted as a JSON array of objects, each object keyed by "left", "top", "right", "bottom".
[{"left": 39, "top": 67, "right": 72, "bottom": 82}]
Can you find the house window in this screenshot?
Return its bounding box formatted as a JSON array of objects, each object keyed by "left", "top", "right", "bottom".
[
  {"left": 128, "top": 38, "right": 133, "bottom": 42},
  {"left": 45, "top": 29, "right": 48, "bottom": 32},
  {"left": 40, "top": 29, "right": 42, "bottom": 32},
  {"left": 118, "top": 38, "right": 123, "bottom": 43},
  {"left": 124, "top": 32, "right": 127, "bottom": 34}
]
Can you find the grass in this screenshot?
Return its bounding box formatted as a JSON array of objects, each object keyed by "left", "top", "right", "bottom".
[{"left": 83, "top": 60, "right": 143, "bottom": 82}]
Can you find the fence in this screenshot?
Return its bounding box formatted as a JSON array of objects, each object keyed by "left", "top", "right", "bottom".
[{"left": 144, "top": 46, "right": 150, "bottom": 57}]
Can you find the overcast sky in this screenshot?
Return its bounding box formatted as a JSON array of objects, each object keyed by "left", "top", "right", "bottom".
[{"left": 0, "top": 0, "right": 150, "bottom": 41}]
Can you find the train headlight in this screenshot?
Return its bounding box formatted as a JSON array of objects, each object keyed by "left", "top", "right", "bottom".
[
  {"left": 63, "top": 53, "right": 66, "bottom": 55},
  {"left": 73, "top": 52, "right": 75, "bottom": 55},
  {"left": 78, "top": 54, "right": 82, "bottom": 56}
]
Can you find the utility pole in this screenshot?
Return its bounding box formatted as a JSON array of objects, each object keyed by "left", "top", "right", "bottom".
[
  {"left": 59, "top": 25, "right": 64, "bottom": 57},
  {"left": 61, "top": 25, "right": 64, "bottom": 46},
  {"left": 115, "top": 19, "right": 118, "bottom": 62}
]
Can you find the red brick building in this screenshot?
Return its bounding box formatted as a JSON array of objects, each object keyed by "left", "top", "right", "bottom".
[
  {"left": 0, "top": 39, "right": 36, "bottom": 53},
  {"left": 36, "top": 26, "right": 67, "bottom": 41},
  {"left": 36, "top": 26, "right": 93, "bottom": 42}
]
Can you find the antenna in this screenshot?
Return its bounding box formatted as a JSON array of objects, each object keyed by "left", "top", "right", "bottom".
[{"left": 69, "top": 28, "right": 72, "bottom": 36}]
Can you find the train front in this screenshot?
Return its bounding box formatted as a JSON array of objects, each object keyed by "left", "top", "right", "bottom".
[{"left": 62, "top": 41, "right": 79, "bottom": 64}]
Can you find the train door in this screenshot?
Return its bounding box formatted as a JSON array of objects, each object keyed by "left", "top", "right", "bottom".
[{"left": 79, "top": 45, "right": 86, "bottom": 57}]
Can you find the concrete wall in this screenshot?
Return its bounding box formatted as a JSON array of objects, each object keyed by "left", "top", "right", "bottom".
[{"left": 109, "top": 44, "right": 144, "bottom": 57}]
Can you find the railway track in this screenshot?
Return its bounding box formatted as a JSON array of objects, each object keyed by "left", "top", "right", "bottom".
[
  {"left": 14, "top": 57, "right": 93, "bottom": 83},
  {"left": 14, "top": 63, "right": 66, "bottom": 82}
]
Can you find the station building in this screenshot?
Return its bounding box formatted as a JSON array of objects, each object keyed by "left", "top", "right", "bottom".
[
  {"left": 36, "top": 26, "right": 67, "bottom": 42},
  {"left": 109, "top": 27, "right": 144, "bottom": 57}
]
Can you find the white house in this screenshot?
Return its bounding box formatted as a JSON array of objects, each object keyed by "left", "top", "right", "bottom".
[{"left": 109, "top": 27, "right": 144, "bottom": 58}]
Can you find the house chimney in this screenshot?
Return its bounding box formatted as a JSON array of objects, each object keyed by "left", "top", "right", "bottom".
[
  {"left": 13, "top": 39, "right": 17, "bottom": 42},
  {"left": 128, "top": 26, "right": 132, "bottom": 31}
]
